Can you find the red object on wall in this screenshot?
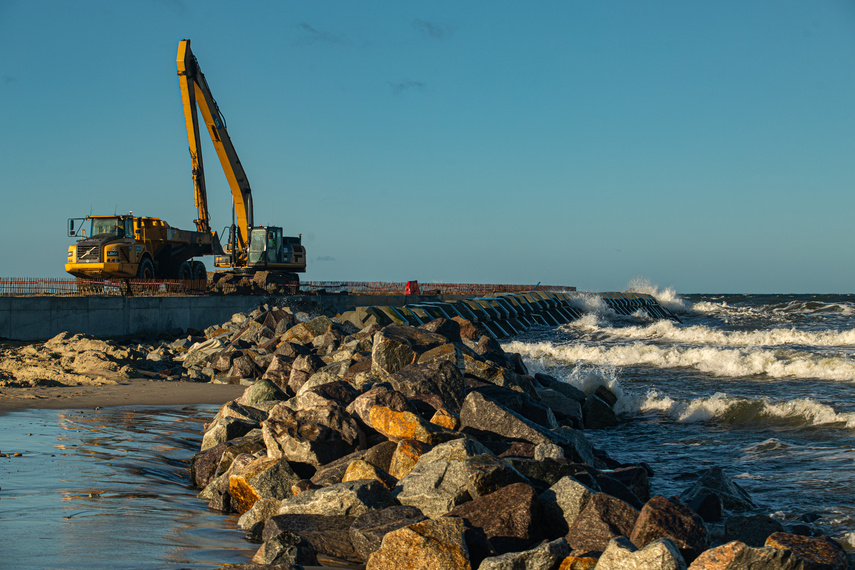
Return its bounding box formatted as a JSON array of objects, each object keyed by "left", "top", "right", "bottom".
[{"left": 404, "top": 280, "right": 420, "bottom": 295}]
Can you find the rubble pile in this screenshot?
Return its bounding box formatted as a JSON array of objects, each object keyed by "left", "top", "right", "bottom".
[{"left": 187, "top": 304, "right": 852, "bottom": 570}]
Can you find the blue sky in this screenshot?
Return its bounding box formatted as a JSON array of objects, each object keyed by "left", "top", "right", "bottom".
[{"left": 2, "top": 1, "right": 854, "bottom": 293}]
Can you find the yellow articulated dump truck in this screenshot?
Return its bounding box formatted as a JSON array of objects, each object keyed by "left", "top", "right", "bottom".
[{"left": 65, "top": 214, "right": 219, "bottom": 280}]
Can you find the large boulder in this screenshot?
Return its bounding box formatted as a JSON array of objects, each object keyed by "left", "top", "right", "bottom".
[
  {"left": 688, "top": 540, "right": 806, "bottom": 569},
  {"left": 388, "top": 360, "right": 466, "bottom": 414},
  {"left": 394, "top": 459, "right": 471, "bottom": 519},
  {"left": 565, "top": 492, "right": 640, "bottom": 552},
  {"left": 459, "top": 391, "right": 593, "bottom": 462},
  {"left": 349, "top": 505, "right": 427, "bottom": 562},
  {"left": 596, "top": 536, "right": 687, "bottom": 570},
  {"left": 445, "top": 482, "right": 543, "bottom": 555},
  {"left": 723, "top": 514, "right": 785, "bottom": 547},
  {"left": 630, "top": 496, "right": 710, "bottom": 564},
  {"left": 262, "top": 401, "right": 361, "bottom": 467},
  {"left": 388, "top": 438, "right": 434, "bottom": 479},
  {"left": 477, "top": 537, "right": 569, "bottom": 570},
  {"left": 229, "top": 455, "right": 301, "bottom": 514},
  {"left": 262, "top": 513, "right": 360, "bottom": 563},
  {"left": 538, "top": 475, "right": 594, "bottom": 538},
  {"left": 371, "top": 324, "right": 447, "bottom": 379},
  {"left": 277, "top": 479, "right": 398, "bottom": 518},
  {"left": 765, "top": 532, "right": 849, "bottom": 570},
  {"left": 365, "top": 516, "right": 472, "bottom": 570},
  {"left": 346, "top": 384, "right": 418, "bottom": 432},
  {"left": 680, "top": 466, "right": 756, "bottom": 512},
  {"left": 368, "top": 405, "right": 457, "bottom": 446}
]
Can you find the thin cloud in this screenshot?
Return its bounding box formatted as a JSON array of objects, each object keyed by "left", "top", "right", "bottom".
[
  {"left": 388, "top": 79, "right": 427, "bottom": 95},
  {"left": 315, "top": 255, "right": 336, "bottom": 262},
  {"left": 3, "top": 75, "right": 17, "bottom": 84},
  {"left": 413, "top": 19, "right": 456, "bottom": 40},
  {"left": 294, "top": 23, "right": 350, "bottom": 46}
]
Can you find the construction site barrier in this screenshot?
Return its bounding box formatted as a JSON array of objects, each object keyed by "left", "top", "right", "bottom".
[{"left": 0, "top": 278, "right": 575, "bottom": 297}]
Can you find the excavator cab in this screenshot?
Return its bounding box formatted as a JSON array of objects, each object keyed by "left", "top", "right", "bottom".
[{"left": 246, "top": 226, "right": 306, "bottom": 271}]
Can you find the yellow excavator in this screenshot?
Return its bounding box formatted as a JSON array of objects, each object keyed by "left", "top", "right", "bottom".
[
  {"left": 176, "top": 39, "right": 306, "bottom": 280},
  {"left": 66, "top": 40, "right": 306, "bottom": 288}
]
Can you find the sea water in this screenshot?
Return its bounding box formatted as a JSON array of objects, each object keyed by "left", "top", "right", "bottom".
[
  {"left": 505, "top": 287, "right": 855, "bottom": 549},
  {"left": 1, "top": 291, "right": 853, "bottom": 568},
  {"left": 0, "top": 406, "right": 256, "bottom": 569}
]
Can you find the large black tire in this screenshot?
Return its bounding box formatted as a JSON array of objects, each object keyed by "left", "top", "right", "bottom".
[
  {"left": 178, "top": 260, "right": 193, "bottom": 281},
  {"left": 137, "top": 257, "right": 155, "bottom": 279},
  {"left": 191, "top": 260, "right": 207, "bottom": 281}
]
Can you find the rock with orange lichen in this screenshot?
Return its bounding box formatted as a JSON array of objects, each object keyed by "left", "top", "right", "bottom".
[
  {"left": 431, "top": 408, "right": 460, "bottom": 430},
  {"left": 765, "top": 532, "right": 849, "bottom": 570},
  {"left": 342, "top": 459, "right": 397, "bottom": 490},
  {"left": 688, "top": 540, "right": 804, "bottom": 569},
  {"left": 366, "top": 516, "right": 472, "bottom": 570},
  {"left": 368, "top": 404, "right": 458, "bottom": 445},
  {"left": 228, "top": 455, "right": 300, "bottom": 515},
  {"left": 388, "top": 438, "right": 433, "bottom": 479}
]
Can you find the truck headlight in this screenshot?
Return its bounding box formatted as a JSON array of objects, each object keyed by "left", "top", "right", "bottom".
[{"left": 67, "top": 251, "right": 73, "bottom": 258}]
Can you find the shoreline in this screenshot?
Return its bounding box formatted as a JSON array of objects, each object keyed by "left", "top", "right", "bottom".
[{"left": 0, "top": 378, "right": 246, "bottom": 414}]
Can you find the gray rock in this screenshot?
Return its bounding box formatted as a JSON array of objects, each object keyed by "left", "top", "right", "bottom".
[
  {"left": 539, "top": 475, "right": 594, "bottom": 538},
  {"left": 249, "top": 530, "right": 318, "bottom": 566},
  {"left": 679, "top": 466, "right": 757, "bottom": 513},
  {"left": 565, "top": 492, "right": 640, "bottom": 552},
  {"left": 277, "top": 479, "right": 397, "bottom": 518},
  {"left": 371, "top": 324, "right": 447, "bottom": 379},
  {"left": 349, "top": 505, "right": 427, "bottom": 561},
  {"left": 388, "top": 360, "right": 466, "bottom": 414},
  {"left": 394, "top": 459, "right": 470, "bottom": 518},
  {"left": 596, "top": 536, "right": 687, "bottom": 570},
  {"left": 724, "top": 514, "right": 785, "bottom": 547},
  {"left": 582, "top": 393, "right": 619, "bottom": 428},
  {"left": 365, "top": 516, "right": 471, "bottom": 570},
  {"left": 534, "top": 372, "right": 586, "bottom": 402},
  {"left": 238, "top": 378, "right": 287, "bottom": 407},
  {"left": 201, "top": 416, "right": 258, "bottom": 451},
  {"left": 534, "top": 442, "right": 564, "bottom": 461},
  {"left": 238, "top": 498, "right": 281, "bottom": 540},
  {"left": 460, "top": 391, "right": 593, "bottom": 462},
  {"left": 262, "top": 513, "right": 359, "bottom": 563},
  {"left": 478, "top": 537, "right": 570, "bottom": 570},
  {"left": 535, "top": 387, "right": 583, "bottom": 426},
  {"left": 262, "top": 401, "right": 361, "bottom": 467}
]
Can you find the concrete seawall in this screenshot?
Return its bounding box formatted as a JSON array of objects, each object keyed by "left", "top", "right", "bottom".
[
  {"left": 0, "top": 291, "right": 676, "bottom": 341},
  {"left": 0, "top": 294, "right": 470, "bottom": 341}
]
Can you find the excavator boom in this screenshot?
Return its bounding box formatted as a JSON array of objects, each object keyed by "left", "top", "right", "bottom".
[{"left": 177, "top": 39, "right": 253, "bottom": 258}]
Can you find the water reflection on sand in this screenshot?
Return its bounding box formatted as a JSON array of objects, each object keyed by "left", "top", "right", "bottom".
[{"left": 0, "top": 405, "right": 255, "bottom": 569}]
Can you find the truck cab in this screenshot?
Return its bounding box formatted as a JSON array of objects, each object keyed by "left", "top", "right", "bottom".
[{"left": 66, "top": 215, "right": 142, "bottom": 279}]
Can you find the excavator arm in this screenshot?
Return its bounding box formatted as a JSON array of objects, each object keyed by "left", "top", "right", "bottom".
[{"left": 177, "top": 39, "right": 253, "bottom": 261}]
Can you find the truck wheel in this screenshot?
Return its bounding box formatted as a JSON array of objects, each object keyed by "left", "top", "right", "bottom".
[
  {"left": 191, "top": 261, "right": 207, "bottom": 281},
  {"left": 137, "top": 258, "right": 155, "bottom": 279},
  {"left": 178, "top": 260, "right": 193, "bottom": 281}
]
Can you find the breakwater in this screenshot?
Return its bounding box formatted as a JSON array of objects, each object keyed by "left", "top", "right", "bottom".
[
  {"left": 0, "top": 290, "right": 675, "bottom": 341},
  {"left": 188, "top": 299, "right": 851, "bottom": 569}
]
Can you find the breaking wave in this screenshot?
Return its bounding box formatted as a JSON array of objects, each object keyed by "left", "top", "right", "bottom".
[
  {"left": 505, "top": 339, "right": 855, "bottom": 382},
  {"left": 565, "top": 318, "right": 855, "bottom": 348},
  {"left": 625, "top": 277, "right": 692, "bottom": 315},
  {"left": 633, "top": 391, "right": 855, "bottom": 429}
]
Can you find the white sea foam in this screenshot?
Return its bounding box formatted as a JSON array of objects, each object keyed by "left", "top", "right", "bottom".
[
  {"left": 625, "top": 277, "right": 691, "bottom": 315},
  {"left": 565, "top": 318, "right": 855, "bottom": 348},
  {"left": 632, "top": 390, "right": 855, "bottom": 429},
  {"left": 504, "top": 339, "right": 855, "bottom": 381}
]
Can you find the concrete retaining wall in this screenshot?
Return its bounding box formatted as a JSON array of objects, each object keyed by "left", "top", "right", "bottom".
[{"left": 0, "top": 294, "right": 469, "bottom": 341}]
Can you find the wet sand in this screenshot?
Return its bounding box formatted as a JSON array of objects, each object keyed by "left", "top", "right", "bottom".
[{"left": 0, "top": 378, "right": 246, "bottom": 413}]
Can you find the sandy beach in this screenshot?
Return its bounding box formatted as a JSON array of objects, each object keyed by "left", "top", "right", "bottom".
[{"left": 0, "top": 378, "right": 246, "bottom": 413}]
